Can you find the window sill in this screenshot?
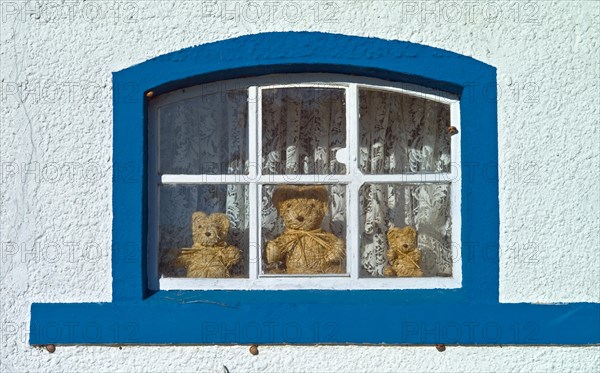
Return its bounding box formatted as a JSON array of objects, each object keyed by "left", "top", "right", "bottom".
[{"left": 30, "top": 296, "right": 599, "bottom": 344}]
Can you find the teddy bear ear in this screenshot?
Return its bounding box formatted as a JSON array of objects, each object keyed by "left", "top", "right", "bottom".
[
  {"left": 211, "top": 213, "right": 230, "bottom": 233},
  {"left": 319, "top": 199, "right": 329, "bottom": 213},
  {"left": 272, "top": 186, "right": 289, "bottom": 213},
  {"left": 403, "top": 226, "right": 417, "bottom": 234},
  {"left": 401, "top": 226, "right": 417, "bottom": 239},
  {"left": 386, "top": 226, "right": 398, "bottom": 238},
  {"left": 191, "top": 211, "right": 207, "bottom": 224}
]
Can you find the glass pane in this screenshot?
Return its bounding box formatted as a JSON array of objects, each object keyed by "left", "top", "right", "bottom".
[
  {"left": 261, "top": 184, "right": 347, "bottom": 274},
  {"left": 159, "top": 88, "right": 248, "bottom": 174},
  {"left": 262, "top": 87, "right": 347, "bottom": 175},
  {"left": 359, "top": 89, "right": 451, "bottom": 174},
  {"left": 359, "top": 183, "right": 452, "bottom": 277},
  {"left": 158, "top": 184, "right": 249, "bottom": 278}
]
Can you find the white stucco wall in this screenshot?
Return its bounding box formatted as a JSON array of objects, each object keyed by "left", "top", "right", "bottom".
[{"left": 1, "top": 1, "right": 598, "bottom": 371}]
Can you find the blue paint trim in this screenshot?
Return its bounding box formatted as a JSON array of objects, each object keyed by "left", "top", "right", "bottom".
[
  {"left": 30, "top": 300, "right": 600, "bottom": 345},
  {"left": 30, "top": 32, "right": 599, "bottom": 345}
]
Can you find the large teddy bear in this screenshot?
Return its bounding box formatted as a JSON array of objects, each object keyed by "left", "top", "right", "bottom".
[
  {"left": 265, "top": 185, "right": 345, "bottom": 274},
  {"left": 161, "top": 211, "right": 240, "bottom": 278},
  {"left": 383, "top": 226, "right": 424, "bottom": 277}
]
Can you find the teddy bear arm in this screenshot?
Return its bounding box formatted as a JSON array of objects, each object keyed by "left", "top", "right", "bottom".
[
  {"left": 412, "top": 249, "right": 422, "bottom": 263},
  {"left": 220, "top": 245, "right": 241, "bottom": 268},
  {"left": 386, "top": 248, "right": 399, "bottom": 261},
  {"left": 266, "top": 236, "right": 292, "bottom": 264},
  {"left": 383, "top": 266, "right": 397, "bottom": 277},
  {"left": 325, "top": 236, "right": 346, "bottom": 263}
]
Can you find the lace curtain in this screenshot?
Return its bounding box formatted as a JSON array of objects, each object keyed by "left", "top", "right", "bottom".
[
  {"left": 159, "top": 89, "right": 248, "bottom": 174},
  {"left": 262, "top": 87, "right": 347, "bottom": 174},
  {"left": 158, "top": 90, "right": 249, "bottom": 277},
  {"left": 261, "top": 88, "right": 347, "bottom": 272},
  {"left": 359, "top": 89, "right": 452, "bottom": 276},
  {"left": 157, "top": 85, "right": 452, "bottom": 278}
]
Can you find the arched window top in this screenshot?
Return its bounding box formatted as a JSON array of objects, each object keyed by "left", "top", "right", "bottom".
[{"left": 114, "top": 32, "right": 495, "bottom": 99}]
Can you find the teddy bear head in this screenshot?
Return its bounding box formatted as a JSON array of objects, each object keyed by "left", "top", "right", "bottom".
[
  {"left": 191, "top": 211, "right": 229, "bottom": 246},
  {"left": 387, "top": 226, "right": 417, "bottom": 253},
  {"left": 273, "top": 185, "right": 329, "bottom": 231}
]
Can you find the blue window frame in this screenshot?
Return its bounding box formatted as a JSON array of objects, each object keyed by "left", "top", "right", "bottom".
[{"left": 30, "top": 32, "right": 599, "bottom": 345}]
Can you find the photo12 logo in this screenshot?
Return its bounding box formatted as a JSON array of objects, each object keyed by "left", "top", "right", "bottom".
[
  {"left": 1, "top": 1, "right": 139, "bottom": 24},
  {"left": 401, "top": 321, "right": 539, "bottom": 343},
  {"left": 200, "top": 1, "right": 340, "bottom": 24}
]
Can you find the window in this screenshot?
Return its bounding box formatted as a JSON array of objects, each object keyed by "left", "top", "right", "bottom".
[
  {"left": 31, "top": 33, "right": 597, "bottom": 346},
  {"left": 148, "top": 74, "right": 461, "bottom": 290}
]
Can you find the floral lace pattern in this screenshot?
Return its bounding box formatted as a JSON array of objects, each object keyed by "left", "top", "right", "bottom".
[
  {"left": 359, "top": 89, "right": 450, "bottom": 174},
  {"left": 156, "top": 85, "right": 452, "bottom": 279},
  {"left": 359, "top": 89, "right": 452, "bottom": 277},
  {"left": 360, "top": 183, "right": 452, "bottom": 277},
  {"left": 262, "top": 87, "right": 346, "bottom": 175},
  {"left": 159, "top": 89, "right": 248, "bottom": 174}
]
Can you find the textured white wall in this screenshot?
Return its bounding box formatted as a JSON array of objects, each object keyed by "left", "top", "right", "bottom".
[{"left": 1, "top": 1, "right": 598, "bottom": 371}]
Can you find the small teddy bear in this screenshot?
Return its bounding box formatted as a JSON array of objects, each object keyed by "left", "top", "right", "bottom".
[
  {"left": 265, "top": 185, "right": 345, "bottom": 274},
  {"left": 383, "top": 226, "right": 424, "bottom": 277},
  {"left": 162, "top": 211, "right": 240, "bottom": 278}
]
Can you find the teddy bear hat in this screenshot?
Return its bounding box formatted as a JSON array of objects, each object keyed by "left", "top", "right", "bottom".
[{"left": 272, "top": 185, "right": 329, "bottom": 209}]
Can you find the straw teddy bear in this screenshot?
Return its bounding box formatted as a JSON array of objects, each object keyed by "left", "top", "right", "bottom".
[
  {"left": 162, "top": 211, "right": 240, "bottom": 278},
  {"left": 265, "top": 185, "right": 345, "bottom": 274},
  {"left": 383, "top": 226, "right": 424, "bottom": 277}
]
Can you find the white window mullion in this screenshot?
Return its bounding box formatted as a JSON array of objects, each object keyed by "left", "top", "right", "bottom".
[
  {"left": 248, "top": 86, "right": 259, "bottom": 280},
  {"left": 450, "top": 101, "right": 462, "bottom": 182},
  {"left": 359, "top": 173, "right": 456, "bottom": 184},
  {"left": 249, "top": 86, "right": 259, "bottom": 180},
  {"left": 347, "top": 84, "right": 361, "bottom": 280},
  {"left": 261, "top": 175, "right": 353, "bottom": 183},
  {"left": 347, "top": 84, "right": 360, "bottom": 174},
  {"left": 255, "top": 86, "right": 265, "bottom": 278},
  {"left": 249, "top": 183, "right": 259, "bottom": 279},
  {"left": 256, "top": 185, "right": 264, "bottom": 276},
  {"left": 256, "top": 87, "right": 263, "bottom": 180},
  {"left": 161, "top": 174, "right": 356, "bottom": 184},
  {"left": 160, "top": 174, "right": 244, "bottom": 184},
  {"left": 347, "top": 181, "right": 361, "bottom": 279},
  {"left": 356, "top": 82, "right": 456, "bottom": 105},
  {"left": 450, "top": 100, "right": 462, "bottom": 286}
]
